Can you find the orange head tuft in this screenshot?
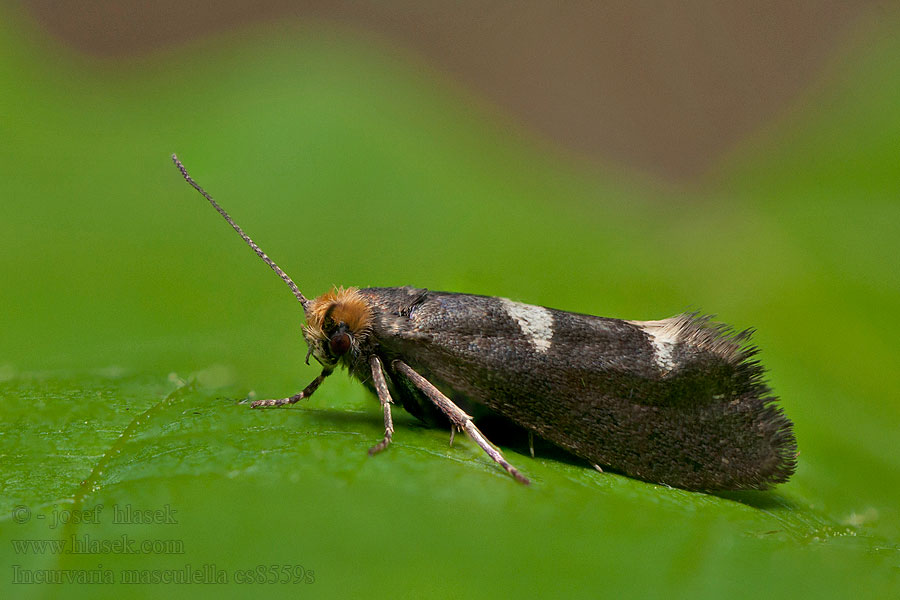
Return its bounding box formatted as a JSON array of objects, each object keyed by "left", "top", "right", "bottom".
[{"left": 303, "top": 287, "right": 374, "bottom": 367}]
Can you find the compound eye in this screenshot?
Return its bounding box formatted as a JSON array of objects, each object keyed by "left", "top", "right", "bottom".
[{"left": 329, "top": 331, "right": 351, "bottom": 356}]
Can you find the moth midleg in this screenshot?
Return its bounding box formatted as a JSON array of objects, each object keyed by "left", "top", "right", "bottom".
[
  {"left": 251, "top": 368, "right": 332, "bottom": 408},
  {"left": 393, "top": 360, "right": 530, "bottom": 485},
  {"left": 367, "top": 355, "right": 395, "bottom": 456}
]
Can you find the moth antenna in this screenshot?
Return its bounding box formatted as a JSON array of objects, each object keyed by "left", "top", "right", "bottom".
[{"left": 171, "top": 154, "right": 310, "bottom": 313}]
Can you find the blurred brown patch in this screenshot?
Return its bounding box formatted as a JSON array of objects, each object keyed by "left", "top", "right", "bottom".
[{"left": 21, "top": 1, "right": 878, "bottom": 182}]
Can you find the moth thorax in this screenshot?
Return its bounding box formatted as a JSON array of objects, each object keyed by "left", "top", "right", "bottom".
[{"left": 304, "top": 287, "right": 374, "bottom": 356}]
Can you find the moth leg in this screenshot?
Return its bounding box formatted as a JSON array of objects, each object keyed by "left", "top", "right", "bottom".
[
  {"left": 251, "top": 368, "right": 332, "bottom": 408},
  {"left": 393, "top": 360, "right": 530, "bottom": 485},
  {"left": 367, "top": 355, "right": 395, "bottom": 456},
  {"left": 528, "top": 431, "right": 535, "bottom": 458}
]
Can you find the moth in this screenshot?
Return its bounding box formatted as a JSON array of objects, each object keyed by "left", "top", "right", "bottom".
[{"left": 172, "top": 154, "right": 797, "bottom": 491}]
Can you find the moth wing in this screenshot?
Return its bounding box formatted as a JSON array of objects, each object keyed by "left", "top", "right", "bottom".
[{"left": 362, "top": 288, "right": 795, "bottom": 490}]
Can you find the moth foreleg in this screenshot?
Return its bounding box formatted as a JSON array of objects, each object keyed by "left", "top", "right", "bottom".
[
  {"left": 367, "top": 355, "right": 394, "bottom": 456},
  {"left": 393, "top": 360, "right": 530, "bottom": 485},
  {"left": 251, "top": 368, "right": 332, "bottom": 408}
]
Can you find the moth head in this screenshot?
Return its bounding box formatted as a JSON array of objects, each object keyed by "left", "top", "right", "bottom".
[{"left": 303, "top": 287, "right": 374, "bottom": 367}]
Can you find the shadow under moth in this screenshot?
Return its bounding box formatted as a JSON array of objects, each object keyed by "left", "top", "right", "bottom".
[{"left": 172, "top": 154, "right": 797, "bottom": 491}]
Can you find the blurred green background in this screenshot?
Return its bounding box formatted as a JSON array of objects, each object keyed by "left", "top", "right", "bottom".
[{"left": 1, "top": 2, "right": 898, "bottom": 598}]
